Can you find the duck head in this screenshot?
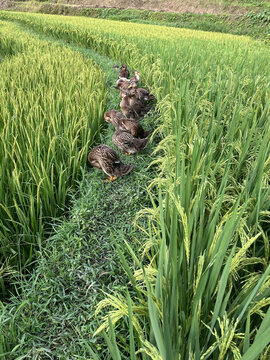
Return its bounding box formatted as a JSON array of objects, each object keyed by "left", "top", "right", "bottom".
[{"left": 104, "top": 111, "right": 112, "bottom": 123}]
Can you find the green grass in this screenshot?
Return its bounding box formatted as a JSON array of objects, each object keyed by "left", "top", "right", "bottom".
[{"left": 0, "top": 159, "right": 156, "bottom": 358}]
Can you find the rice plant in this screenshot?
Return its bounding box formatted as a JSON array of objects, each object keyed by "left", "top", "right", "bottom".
[{"left": 0, "top": 21, "right": 107, "bottom": 294}]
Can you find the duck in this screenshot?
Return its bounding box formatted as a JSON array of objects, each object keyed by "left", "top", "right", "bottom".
[
  {"left": 115, "top": 77, "right": 131, "bottom": 91},
  {"left": 118, "top": 64, "right": 130, "bottom": 79},
  {"left": 104, "top": 110, "right": 123, "bottom": 123},
  {"left": 130, "top": 70, "right": 140, "bottom": 83},
  {"left": 104, "top": 110, "right": 151, "bottom": 138},
  {"left": 128, "top": 89, "right": 153, "bottom": 115},
  {"left": 134, "top": 87, "right": 156, "bottom": 102},
  {"left": 128, "top": 87, "right": 154, "bottom": 109},
  {"left": 120, "top": 94, "right": 140, "bottom": 119},
  {"left": 120, "top": 91, "right": 150, "bottom": 119},
  {"left": 88, "top": 144, "right": 133, "bottom": 181},
  {"left": 122, "top": 81, "right": 155, "bottom": 101},
  {"left": 112, "top": 130, "right": 149, "bottom": 155}
]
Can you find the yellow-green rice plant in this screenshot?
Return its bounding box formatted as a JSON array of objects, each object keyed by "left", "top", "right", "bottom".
[
  {"left": 94, "top": 131, "right": 270, "bottom": 358},
  {"left": 0, "top": 21, "right": 107, "bottom": 292}
]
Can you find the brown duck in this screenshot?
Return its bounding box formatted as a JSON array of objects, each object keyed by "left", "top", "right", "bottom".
[
  {"left": 88, "top": 144, "right": 133, "bottom": 181},
  {"left": 122, "top": 85, "right": 155, "bottom": 102},
  {"left": 120, "top": 95, "right": 139, "bottom": 119},
  {"left": 120, "top": 91, "right": 150, "bottom": 119},
  {"left": 115, "top": 78, "right": 131, "bottom": 91},
  {"left": 112, "top": 130, "right": 149, "bottom": 155},
  {"left": 130, "top": 70, "right": 140, "bottom": 84},
  {"left": 104, "top": 110, "right": 123, "bottom": 123},
  {"left": 134, "top": 88, "right": 156, "bottom": 102},
  {"left": 104, "top": 110, "right": 151, "bottom": 138},
  {"left": 118, "top": 64, "right": 130, "bottom": 79}
]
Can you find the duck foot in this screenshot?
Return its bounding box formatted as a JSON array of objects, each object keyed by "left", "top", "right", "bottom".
[
  {"left": 103, "top": 176, "right": 117, "bottom": 182},
  {"left": 125, "top": 152, "right": 132, "bottom": 156}
]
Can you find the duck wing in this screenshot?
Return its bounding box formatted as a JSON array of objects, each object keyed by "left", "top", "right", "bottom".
[
  {"left": 117, "top": 131, "right": 136, "bottom": 148},
  {"left": 99, "top": 146, "right": 121, "bottom": 176},
  {"left": 100, "top": 145, "right": 120, "bottom": 163},
  {"left": 114, "top": 131, "right": 148, "bottom": 151}
]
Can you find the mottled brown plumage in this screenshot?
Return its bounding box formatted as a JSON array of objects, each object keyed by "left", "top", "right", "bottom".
[
  {"left": 120, "top": 95, "right": 139, "bottom": 119},
  {"left": 88, "top": 145, "right": 133, "bottom": 181},
  {"left": 105, "top": 111, "right": 151, "bottom": 138},
  {"left": 112, "top": 130, "right": 149, "bottom": 155},
  {"left": 130, "top": 70, "right": 140, "bottom": 84},
  {"left": 120, "top": 91, "right": 151, "bottom": 119},
  {"left": 115, "top": 78, "right": 131, "bottom": 91},
  {"left": 118, "top": 64, "right": 130, "bottom": 79},
  {"left": 104, "top": 110, "right": 124, "bottom": 123},
  {"left": 134, "top": 88, "right": 156, "bottom": 102},
  {"left": 126, "top": 87, "right": 155, "bottom": 103}
]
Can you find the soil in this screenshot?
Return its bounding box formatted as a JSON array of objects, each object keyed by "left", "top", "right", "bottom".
[
  {"left": 1, "top": 0, "right": 260, "bottom": 15},
  {"left": 59, "top": 0, "right": 257, "bottom": 15},
  {"left": 0, "top": 0, "right": 8, "bottom": 9}
]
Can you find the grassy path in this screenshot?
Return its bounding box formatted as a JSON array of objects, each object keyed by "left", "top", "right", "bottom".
[{"left": 0, "top": 22, "right": 158, "bottom": 359}]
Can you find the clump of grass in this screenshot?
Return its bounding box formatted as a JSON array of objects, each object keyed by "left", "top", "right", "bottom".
[{"left": 0, "top": 34, "right": 22, "bottom": 58}]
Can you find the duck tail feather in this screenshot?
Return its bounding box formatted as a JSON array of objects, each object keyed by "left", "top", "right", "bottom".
[
  {"left": 119, "top": 163, "right": 134, "bottom": 176},
  {"left": 143, "top": 130, "right": 151, "bottom": 138},
  {"left": 139, "top": 137, "right": 149, "bottom": 149}
]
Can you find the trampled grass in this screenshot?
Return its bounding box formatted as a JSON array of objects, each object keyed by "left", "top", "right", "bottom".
[
  {"left": 0, "top": 20, "right": 107, "bottom": 294},
  {"left": 0, "top": 11, "right": 270, "bottom": 359}
]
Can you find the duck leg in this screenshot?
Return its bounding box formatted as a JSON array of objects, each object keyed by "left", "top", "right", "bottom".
[{"left": 103, "top": 176, "right": 117, "bottom": 182}]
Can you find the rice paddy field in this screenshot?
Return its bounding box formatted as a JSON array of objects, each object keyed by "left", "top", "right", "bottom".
[
  {"left": 0, "top": 10, "right": 270, "bottom": 359},
  {"left": 0, "top": 20, "right": 106, "bottom": 290}
]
